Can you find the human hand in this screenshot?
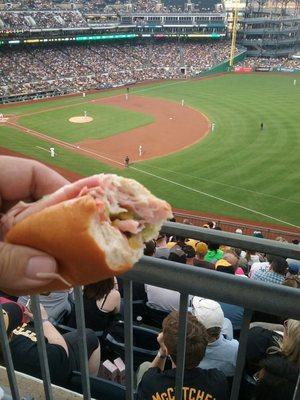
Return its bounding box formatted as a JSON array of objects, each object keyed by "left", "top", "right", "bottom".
[
  {"left": 157, "top": 332, "right": 168, "bottom": 357},
  {"left": 0, "top": 156, "right": 69, "bottom": 295},
  {"left": 24, "top": 303, "right": 49, "bottom": 322},
  {"left": 0, "top": 157, "right": 103, "bottom": 295}
]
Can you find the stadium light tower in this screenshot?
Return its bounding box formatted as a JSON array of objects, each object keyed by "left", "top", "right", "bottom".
[{"left": 229, "top": 0, "right": 239, "bottom": 67}]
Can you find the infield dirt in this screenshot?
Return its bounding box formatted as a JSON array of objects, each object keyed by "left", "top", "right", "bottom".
[{"left": 2, "top": 94, "right": 211, "bottom": 167}]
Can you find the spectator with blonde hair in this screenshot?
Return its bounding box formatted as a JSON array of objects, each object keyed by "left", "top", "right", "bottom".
[{"left": 246, "top": 319, "right": 300, "bottom": 378}]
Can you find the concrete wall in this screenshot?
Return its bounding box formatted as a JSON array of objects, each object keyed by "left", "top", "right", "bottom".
[{"left": 0, "top": 366, "right": 92, "bottom": 400}]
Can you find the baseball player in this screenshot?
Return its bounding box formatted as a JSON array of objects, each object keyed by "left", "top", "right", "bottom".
[{"left": 124, "top": 155, "right": 129, "bottom": 167}]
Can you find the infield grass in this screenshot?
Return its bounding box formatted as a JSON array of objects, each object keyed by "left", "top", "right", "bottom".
[
  {"left": 1, "top": 73, "right": 299, "bottom": 227},
  {"left": 19, "top": 103, "right": 154, "bottom": 143}
]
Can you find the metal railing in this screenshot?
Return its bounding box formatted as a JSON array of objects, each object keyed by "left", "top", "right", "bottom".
[{"left": 0, "top": 222, "right": 300, "bottom": 400}]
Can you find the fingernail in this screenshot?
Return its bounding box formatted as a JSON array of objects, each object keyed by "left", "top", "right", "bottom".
[{"left": 26, "top": 256, "right": 57, "bottom": 280}]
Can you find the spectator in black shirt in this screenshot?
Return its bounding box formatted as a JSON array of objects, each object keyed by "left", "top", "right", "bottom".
[
  {"left": 67, "top": 278, "right": 120, "bottom": 332},
  {"left": 254, "top": 356, "right": 299, "bottom": 400},
  {"left": 137, "top": 310, "right": 229, "bottom": 400},
  {"left": 4, "top": 301, "right": 100, "bottom": 387}
]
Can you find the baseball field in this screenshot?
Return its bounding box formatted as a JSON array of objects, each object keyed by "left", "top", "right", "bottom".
[{"left": 0, "top": 73, "right": 299, "bottom": 228}]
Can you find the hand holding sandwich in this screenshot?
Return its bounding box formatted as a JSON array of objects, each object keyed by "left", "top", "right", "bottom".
[
  {"left": 1, "top": 157, "right": 173, "bottom": 296},
  {"left": 0, "top": 156, "right": 69, "bottom": 295}
]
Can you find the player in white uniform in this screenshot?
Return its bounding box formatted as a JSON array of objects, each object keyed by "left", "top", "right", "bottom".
[
  {"left": 50, "top": 147, "right": 55, "bottom": 158},
  {"left": 139, "top": 145, "right": 143, "bottom": 157}
]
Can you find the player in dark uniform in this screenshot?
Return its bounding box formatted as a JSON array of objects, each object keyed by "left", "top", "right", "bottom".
[
  {"left": 126, "top": 86, "right": 130, "bottom": 94},
  {"left": 260, "top": 122, "right": 264, "bottom": 130},
  {"left": 124, "top": 155, "right": 129, "bottom": 167}
]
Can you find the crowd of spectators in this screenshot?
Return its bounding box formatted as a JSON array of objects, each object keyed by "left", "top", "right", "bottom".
[
  {"left": 1, "top": 0, "right": 183, "bottom": 14},
  {"left": 0, "top": 41, "right": 232, "bottom": 97},
  {"left": 0, "top": 217, "right": 299, "bottom": 398},
  {"left": 0, "top": 0, "right": 186, "bottom": 29},
  {"left": 236, "top": 56, "right": 300, "bottom": 70},
  {"left": 0, "top": 10, "right": 88, "bottom": 29}
]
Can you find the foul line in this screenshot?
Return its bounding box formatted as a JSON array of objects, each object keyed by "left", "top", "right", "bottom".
[
  {"left": 7, "top": 121, "right": 123, "bottom": 167},
  {"left": 36, "top": 146, "right": 50, "bottom": 153},
  {"left": 129, "top": 165, "right": 300, "bottom": 229},
  {"left": 9, "top": 120, "right": 299, "bottom": 228},
  {"left": 8, "top": 121, "right": 299, "bottom": 228},
  {"left": 146, "top": 164, "right": 300, "bottom": 205}
]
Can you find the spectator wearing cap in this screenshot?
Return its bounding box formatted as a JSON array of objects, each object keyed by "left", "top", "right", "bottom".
[
  {"left": 192, "top": 297, "right": 239, "bottom": 377},
  {"left": 215, "top": 259, "right": 235, "bottom": 274},
  {"left": 193, "top": 242, "right": 213, "bottom": 269},
  {"left": 252, "top": 256, "right": 288, "bottom": 285},
  {"left": 286, "top": 257, "right": 300, "bottom": 276},
  {"left": 287, "top": 263, "right": 299, "bottom": 277},
  {"left": 223, "top": 252, "right": 246, "bottom": 277},
  {"left": 253, "top": 230, "right": 264, "bottom": 239},
  {"left": 185, "top": 238, "right": 198, "bottom": 251},
  {"left": 0, "top": 300, "right": 23, "bottom": 337},
  {"left": 167, "top": 238, "right": 195, "bottom": 264},
  {"left": 204, "top": 242, "right": 223, "bottom": 264}
]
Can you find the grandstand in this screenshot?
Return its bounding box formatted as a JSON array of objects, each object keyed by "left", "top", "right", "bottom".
[
  {"left": 0, "top": 41, "right": 233, "bottom": 101},
  {"left": 239, "top": 14, "right": 300, "bottom": 57}
]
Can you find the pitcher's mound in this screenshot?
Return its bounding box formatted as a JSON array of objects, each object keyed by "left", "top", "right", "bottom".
[{"left": 69, "top": 116, "right": 93, "bottom": 124}]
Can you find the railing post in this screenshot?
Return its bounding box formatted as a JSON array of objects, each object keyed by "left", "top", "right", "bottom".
[
  {"left": 0, "top": 304, "right": 20, "bottom": 400},
  {"left": 293, "top": 371, "right": 300, "bottom": 400},
  {"left": 30, "top": 295, "right": 53, "bottom": 400},
  {"left": 124, "top": 279, "right": 134, "bottom": 400},
  {"left": 175, "top": 293, "right": 189, "bottom": 400},
  {"left": 73, "top": 286, "right": 91, "bottom": 400},
  {"left": 230, "top": 309, "right": 252, "bottom": 400}
]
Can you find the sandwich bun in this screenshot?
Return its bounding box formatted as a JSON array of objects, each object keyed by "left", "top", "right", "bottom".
[{"left": 5, "top": 174, "right": 172, "bottom": 292}]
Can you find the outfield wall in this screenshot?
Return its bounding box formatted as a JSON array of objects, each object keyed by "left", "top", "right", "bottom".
[{"left": 195, "top": 50, "right": 247, "bottom": 77}]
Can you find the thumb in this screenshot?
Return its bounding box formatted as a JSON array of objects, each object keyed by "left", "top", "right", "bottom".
[{"left": 0, "top": 241, "right": 58, "bottom": 296}]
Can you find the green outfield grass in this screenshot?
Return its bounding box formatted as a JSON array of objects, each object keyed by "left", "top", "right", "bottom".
[
  {"left": 19, "top": 103, "right": 154, "bottom": 143},
  {"left": 1, "top": 73, "right": 299, "bottom": 227}
]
